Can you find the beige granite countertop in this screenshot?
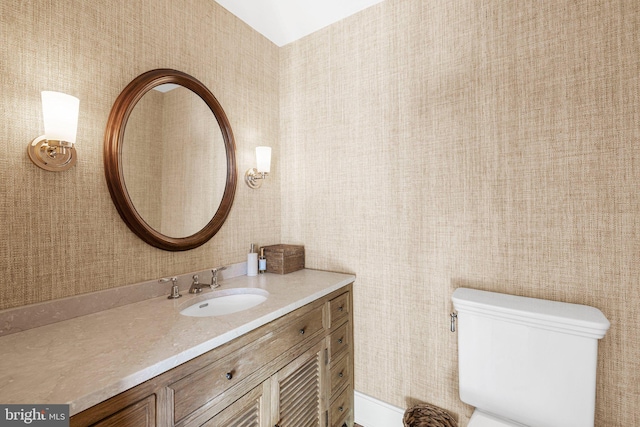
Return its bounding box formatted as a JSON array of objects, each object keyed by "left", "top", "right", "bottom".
[{"left": 0, "top": 269, "right": 355, "bottom": 415}]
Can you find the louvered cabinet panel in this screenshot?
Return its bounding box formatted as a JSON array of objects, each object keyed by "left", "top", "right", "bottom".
[
  {"left": 201, "top": 382, "right": 269, "bottom": 427},
  {"left": 271, "top": 340, "right": 326, "bottom": 427}
]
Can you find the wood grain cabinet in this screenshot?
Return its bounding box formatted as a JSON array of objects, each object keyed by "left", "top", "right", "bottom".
[
  {"left": 201, "top": 383, "right": 268, "bottom": 427},
  {"left": 71, "top": 284, "right": 353, "bottom": 427},
  {"left": 326, "top": 292, "right": 353, "bottom": 427},
  {"left": 92, "top": 395, "right": 156, "bottom": 427}
]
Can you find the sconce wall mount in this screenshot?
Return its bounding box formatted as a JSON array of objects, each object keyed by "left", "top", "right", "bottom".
[
  {"left": 245, "top": 146, "right": 271, "bottom": 189},
  {"left": 27, "top": 91, "right": 79, "bottom": 172},
  {"left": 244, "top": 168, "right": 268, "bottom": 189},
  {"left": 28, "top": 135, "right": 77, "bottom": 172}
]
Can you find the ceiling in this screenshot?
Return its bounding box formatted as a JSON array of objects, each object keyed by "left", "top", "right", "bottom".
[{"left": 214, "top": 0, "right": 384, "bottom": 47}]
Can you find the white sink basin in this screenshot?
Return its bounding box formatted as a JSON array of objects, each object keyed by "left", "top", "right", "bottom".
[{"left": 180, "top": 288, "right": 269, "bottom": 317}]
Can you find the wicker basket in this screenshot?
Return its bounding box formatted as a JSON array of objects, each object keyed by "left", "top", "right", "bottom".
[{"left": 403, "top": 403, "right": 458, "bottom": 427}]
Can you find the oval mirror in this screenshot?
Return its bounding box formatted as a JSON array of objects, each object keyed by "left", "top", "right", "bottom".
[{"left": 104, "top": 69, "right": 237, "bottom": 251}]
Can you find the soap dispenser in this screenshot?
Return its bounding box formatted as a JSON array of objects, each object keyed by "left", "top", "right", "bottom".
[
  {"left": 258, "top": 247, "right": 266, "bottom": 274},
  {"left": 247, "top": 244, "right": 258, "bottom": 276}
]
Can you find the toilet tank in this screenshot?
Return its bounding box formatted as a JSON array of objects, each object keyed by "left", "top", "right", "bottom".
[{"left": 452, "top": 288, "right": 610, "bottom": 427}]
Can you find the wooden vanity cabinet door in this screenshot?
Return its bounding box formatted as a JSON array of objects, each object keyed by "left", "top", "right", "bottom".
[
  {"left": 200, "top": 382, "right": 270, "bottom": 427},
  {"left": 70, "top": 385, "right": 163, "bottom": 427},
  {"left": 91, "top": 394, "right": 156, "bottom": 427},
  {"left": 270, "top": 340, "right": 327, "bottom": 427}
]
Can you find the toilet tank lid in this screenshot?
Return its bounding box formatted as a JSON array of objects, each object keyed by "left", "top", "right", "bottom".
[{"left": 452, "top": 288, "right": 610, "bottom": 339}]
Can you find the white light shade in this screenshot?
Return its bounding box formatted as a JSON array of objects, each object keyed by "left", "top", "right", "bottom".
[
  {"left": 256, "top": 146, "right": 271, "bottom": 173},
  {"left": 41, "top": 91, "right": 79, "bottom": 144}
]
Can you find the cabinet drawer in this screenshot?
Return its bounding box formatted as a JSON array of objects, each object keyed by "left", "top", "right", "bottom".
[
  {"left": 171, "top": 305, "right": 324, "bottom": 422},
  {"left": 328, "top": 292, "right": 350, "bottom": 328},
  {"left": 171, "top": 342, "right": 254, "bottom": 422},
  {"left": 278, "top": 303, "right": 325, "bottom": 346},
  {"left": 329, "top": 387, "right": 353, "bottom": 427},
  {"left": 328, "top": 322, "right": 349, "bottom": 361},
  {"left": 329, "top": 353, "right": 350, "bottom": 398}
]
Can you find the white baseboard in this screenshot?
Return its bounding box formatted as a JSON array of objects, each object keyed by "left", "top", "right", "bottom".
[{"left": 354, "top": 391, "right": 405, "bottom": 427}]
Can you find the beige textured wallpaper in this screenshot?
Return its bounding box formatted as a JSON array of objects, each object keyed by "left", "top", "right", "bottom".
[
  {"left": 281, "top": 0, "right": 639, "bottom": 425},
  {"left": 0, "top": 0, "right": 281, "bottom": 309},
  {"left": 3, "top": 0, "right": 640, "bottom": 425}
]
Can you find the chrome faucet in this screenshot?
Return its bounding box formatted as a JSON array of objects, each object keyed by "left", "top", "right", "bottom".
[
  {"left": 210, "top": 266, "right": 227, "bottom": 289},
  {"left": 189, "top": 274, "right": 204, "bottom": 294}
]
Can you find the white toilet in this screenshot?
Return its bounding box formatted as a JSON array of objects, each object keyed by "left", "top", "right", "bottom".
[{"left": 452, "top": 288, "right": 610, "bottom": 427}]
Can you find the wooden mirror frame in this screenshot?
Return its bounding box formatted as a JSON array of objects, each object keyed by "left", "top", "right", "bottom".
[{"left": 104, "top": 69, "right": 237, "bottom": 251}]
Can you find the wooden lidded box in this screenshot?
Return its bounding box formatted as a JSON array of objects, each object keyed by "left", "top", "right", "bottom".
[{"left": 263, "top": 244, "right": 305, "bottom": 274}]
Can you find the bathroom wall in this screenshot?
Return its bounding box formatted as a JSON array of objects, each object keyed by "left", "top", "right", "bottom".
[
  {"left": 281, "top": 0, "right": 640, "bottom": 425},
  {"left": 0, "top": 0, "right": 281, "bottom": 310},
  {"left": 3, "top": 0, "right": 639, "bottom": 425}
]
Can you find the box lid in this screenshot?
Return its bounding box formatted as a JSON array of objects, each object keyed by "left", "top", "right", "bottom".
[{"left": 263, "top": 244, "right": 304, "bottom": 256}]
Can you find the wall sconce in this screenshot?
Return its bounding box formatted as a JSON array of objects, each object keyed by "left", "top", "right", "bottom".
[
  {"left": 245, "top": 146, "right": 272, "bottom": 189},
  {"left": 27, "top": 91, "right": 80, "bottom": 172}
]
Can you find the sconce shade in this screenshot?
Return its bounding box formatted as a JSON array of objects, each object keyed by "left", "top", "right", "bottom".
[
  {"left": 41, "top": 91, "right": 79, "bottom": 144},
  {"left": 256, "top": 146, "right": 271, "bottom": 173},
  {"left": 27, "top": 91, "right": 79, "bottom": 172}
]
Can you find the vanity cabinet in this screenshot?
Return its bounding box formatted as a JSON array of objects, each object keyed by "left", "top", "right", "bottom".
[
  {"left": 70, "top": 284, "right": 353, "bottom": 427},
  {"left": 91, "top": 395, "right": 156, "bottom": 427}
]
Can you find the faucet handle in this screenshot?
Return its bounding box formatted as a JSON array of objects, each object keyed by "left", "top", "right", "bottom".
[
  {"left": 159, "top": 277, "right": 181, "bottom": 299},
  {"left": 192, "top": 274, "right": 199, "bottom": 284},
  {"left": 210, "top": 266, "right": 227, "bottom": 289}
]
